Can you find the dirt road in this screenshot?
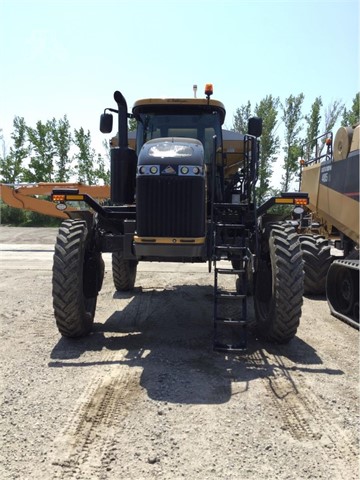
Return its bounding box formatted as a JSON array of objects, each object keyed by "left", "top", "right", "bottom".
[{"left": 0, "top": 226, "right": 358, "bottom": 480}]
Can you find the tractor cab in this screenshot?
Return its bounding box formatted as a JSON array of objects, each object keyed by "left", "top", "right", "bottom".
[{"left": 132, "top": 98, "right": 225, "bottom": 166}]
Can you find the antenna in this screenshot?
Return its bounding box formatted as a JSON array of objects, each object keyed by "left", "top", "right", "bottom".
[{"left": 193, "top": 84, "right": 197, "bottom": 98}]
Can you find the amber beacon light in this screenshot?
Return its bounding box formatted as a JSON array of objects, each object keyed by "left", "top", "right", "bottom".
[{"left": 205, "top": 83, "right": 213, "bottom": 97}]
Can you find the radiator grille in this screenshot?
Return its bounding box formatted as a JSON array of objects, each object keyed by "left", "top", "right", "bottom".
[{"left": 136, "top": 176, "right": 205, "bottom": 237}]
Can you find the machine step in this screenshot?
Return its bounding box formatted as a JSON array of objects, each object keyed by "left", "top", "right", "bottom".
[
  {"left": 215, "top": 245, "right": 246, "bottom": 252},
  {"left": 215, "top": 317, "right": 247, "bottom": 326},
  {"left": 216, "top": 291, "right": 246, "bottom": 299},
  {"left": 216, "top": 268, "right": 245, "bottom": 275},
  {"left": 212, "top": 205, "right": 249, "bottom": 352},
  {"left": 215, "top": 223, "right": 245, "bottom": 229}
]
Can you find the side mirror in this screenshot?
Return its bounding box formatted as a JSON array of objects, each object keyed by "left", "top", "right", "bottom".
[
  {"left": 100, "top": 113, "right": 113, "bottom": 133},
  {"left": 248, "top": 117, "right": 262, "bottom": 138}
]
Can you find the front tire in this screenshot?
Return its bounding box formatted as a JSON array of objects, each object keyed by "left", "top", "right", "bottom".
[
  {"left": 112, "top": 252, "right": 137, "bottom": 291},
  {"left": 52, "top": 219, "right": 104, "bottom": 337},
  {"left": 254, "top": 223, "right": 304, "bottom": 343}
]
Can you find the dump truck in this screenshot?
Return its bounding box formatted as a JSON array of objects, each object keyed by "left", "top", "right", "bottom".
[
  {"left": 299, "top": 123, "right": 359, "bottom": 328},
  {"left": 43, "top": 85, "right": 308, "bottom": 351}
]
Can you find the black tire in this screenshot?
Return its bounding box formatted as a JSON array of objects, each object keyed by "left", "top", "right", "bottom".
[
  {"left": 52, "top": 219, "right": 104, "bottom": 337},
  {"left": 254, "top": 223, "right": 304, "bottom": 343},
  {"left": 327, "top": 260, "right": 359, "bottom": 321},
  {"left": 112, "top": 252, "right": 137, "bottom": 291},
  {"left": 299, "top": 235, "right": 332, "bottom": 295}
]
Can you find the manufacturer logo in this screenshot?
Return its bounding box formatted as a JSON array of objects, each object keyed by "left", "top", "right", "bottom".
[{"left": 162, "top": 165, "right": 176, "bottom": 175}]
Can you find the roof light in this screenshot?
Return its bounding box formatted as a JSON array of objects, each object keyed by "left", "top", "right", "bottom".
[{"left": 205, "top": 83, "right": 213, "bottom": 97}]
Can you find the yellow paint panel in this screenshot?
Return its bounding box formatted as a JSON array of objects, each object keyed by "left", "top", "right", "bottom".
[
  {"left": 317, "top": 185, "right": 359, "bottom": 244},
  {"left": 300, "top": 163, "right": 321, "bottom": 211},
  {"left": 134, "top": 236, "right": 205, "bottom": 245}
]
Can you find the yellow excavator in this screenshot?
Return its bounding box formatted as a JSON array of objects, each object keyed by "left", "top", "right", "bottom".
[{"left": 299, "top": 123, "right": 359, "bottom": 328}]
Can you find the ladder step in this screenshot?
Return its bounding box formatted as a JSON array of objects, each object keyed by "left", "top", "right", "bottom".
[
  {"left": 216, "top": 292, "right": 246, "bottom": 299},
  {"left": 215, "top": 317, "right": 247, "bottom": 326},
  {"left": 215, "top": 245, "right": 246, "bottom": 252},
  {"left": 215, "top": 223, "right": 245, "bottom": 229},
  {"left": 216, "top": 268, "right": 245, "bottom": 275}
]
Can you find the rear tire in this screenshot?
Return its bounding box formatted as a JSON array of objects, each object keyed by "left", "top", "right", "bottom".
[
  {"left": 52, "top": 219, "right": 104, "bottom": 337},
  {"left": 299, "top": 235, "right": 332, "bottom": 295},
  {"left": 254, "top": 223, "right": 304, "bottom": 343},
  {"left": 112, "top": 252, "right": 137, "bottom": 291}
]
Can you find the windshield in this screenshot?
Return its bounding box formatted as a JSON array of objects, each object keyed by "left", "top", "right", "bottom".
[{"left": 136, "top": 113, "right": 222, "bottom": 164}]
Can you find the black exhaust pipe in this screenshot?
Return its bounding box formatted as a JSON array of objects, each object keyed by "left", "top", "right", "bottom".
[
  {"left": 110, "top": 91, "right": 137, "bottom": 204},
  {"left": 113, "top": 90, "right": 128, "bottom": 148}
]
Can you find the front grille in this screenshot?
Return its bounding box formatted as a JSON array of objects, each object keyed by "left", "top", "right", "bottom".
[{"left": 136, "top": 176, "right": 205, "bottom": 237}]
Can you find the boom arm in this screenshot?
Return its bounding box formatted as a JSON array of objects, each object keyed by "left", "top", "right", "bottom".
[{"left": 0, "top": 183, "right": 110, "bottom": 219}]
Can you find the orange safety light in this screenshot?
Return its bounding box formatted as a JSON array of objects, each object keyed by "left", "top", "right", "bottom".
[
  {"left": 294, "top": 198, "right": 308, "bottom": 205},
  {"left": 325, "top": 137, "right": 332, "bottom": 146},
  {"left": 300, "top": 159, "right": 305, "bottom": 166},
  {"left": 205, "top": 83, "right": 213, "bottom": 97},
  {"left": 52, "top": 194, "right": 66, "bottom": 202}
]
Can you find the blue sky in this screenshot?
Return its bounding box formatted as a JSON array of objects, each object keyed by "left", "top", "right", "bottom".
[{"left": 1, "top": 0, "right": 359, "bottom": 160}]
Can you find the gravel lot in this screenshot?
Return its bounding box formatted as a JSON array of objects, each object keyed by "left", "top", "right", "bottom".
[{"left": 0, "top": 226, "right": 358, "bottom": 480}]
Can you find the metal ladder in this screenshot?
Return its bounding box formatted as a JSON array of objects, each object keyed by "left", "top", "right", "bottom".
[{"left": 212, "top": 204, "right": 249, "bottom": 352}]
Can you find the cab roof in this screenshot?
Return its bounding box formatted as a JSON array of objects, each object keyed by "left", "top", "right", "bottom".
[{"left": 132, "top": 98, "right": 226, "bottom": 125}]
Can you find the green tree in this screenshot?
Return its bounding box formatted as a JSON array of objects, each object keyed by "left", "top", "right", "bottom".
[
  {"left": 342, "top": 92, "right": 359, "bottom": 127},
  {"left": 128, "top": 117, "right": 137, "bottom": 132},
  {"left": 304, "top": 96, "right": 322, "bottom": 159},
  {"left": 233, "top": 101, "right": 252, "bottom": 134},
  {"left": 24, "top": 120, "right": 55, "bottom": 182},
  {"left": 0, "top": 117, "right": 29, "bottom": 184},
  {"left": 73, "top": 127, "right": 97, "bottom": 184},
  {"left": 94, "top": 153, "right": 110, "bottom": 185},
  {"left": 102, "top": 138, "right": 110, "bottom": 161},
  {"left": 317, "top": 99, "right": 345, "bottom": 156},
  {"left": 52, "top": 116, "right": 72, "bottom": 182},
  {"left": 254, "top": 95, "right": 280, "bottom": 203},
  {"left": 281, "top": 93, "right": 305, "bottom": 191},
  {"left": 323, "top": 99, "right": 344, "bottom": 133}
]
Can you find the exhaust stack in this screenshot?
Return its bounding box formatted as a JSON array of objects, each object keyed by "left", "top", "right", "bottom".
[{"left": 110, "top": 91, "right": 137, "bottom": 204}]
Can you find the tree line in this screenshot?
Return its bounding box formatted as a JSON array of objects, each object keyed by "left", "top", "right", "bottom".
[
  {"left": 232, "top": 92, "right": 359, "bottom": 203},
  {"left": 1, "top": 92, "right": 359, "bottom": 205},
  {"left": 0, "top": 116, "right": 110, "bottom": 186}
]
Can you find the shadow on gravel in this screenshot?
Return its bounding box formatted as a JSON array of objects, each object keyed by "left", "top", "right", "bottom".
[{"left": 49, "top": 284, "right": 344, "bottom": 405}]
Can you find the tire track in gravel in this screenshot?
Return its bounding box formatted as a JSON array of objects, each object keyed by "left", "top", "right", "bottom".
[
  {"left": 247, "top": 350, "right": 358, "bottom": 478},
  {"left": 50, "top": 353, "right": 142, "bottom": 480}
]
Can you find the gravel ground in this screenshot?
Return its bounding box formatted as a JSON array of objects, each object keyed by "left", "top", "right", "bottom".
[{"left": 0, "top": 226, "right": 358, "bottom": 480}]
